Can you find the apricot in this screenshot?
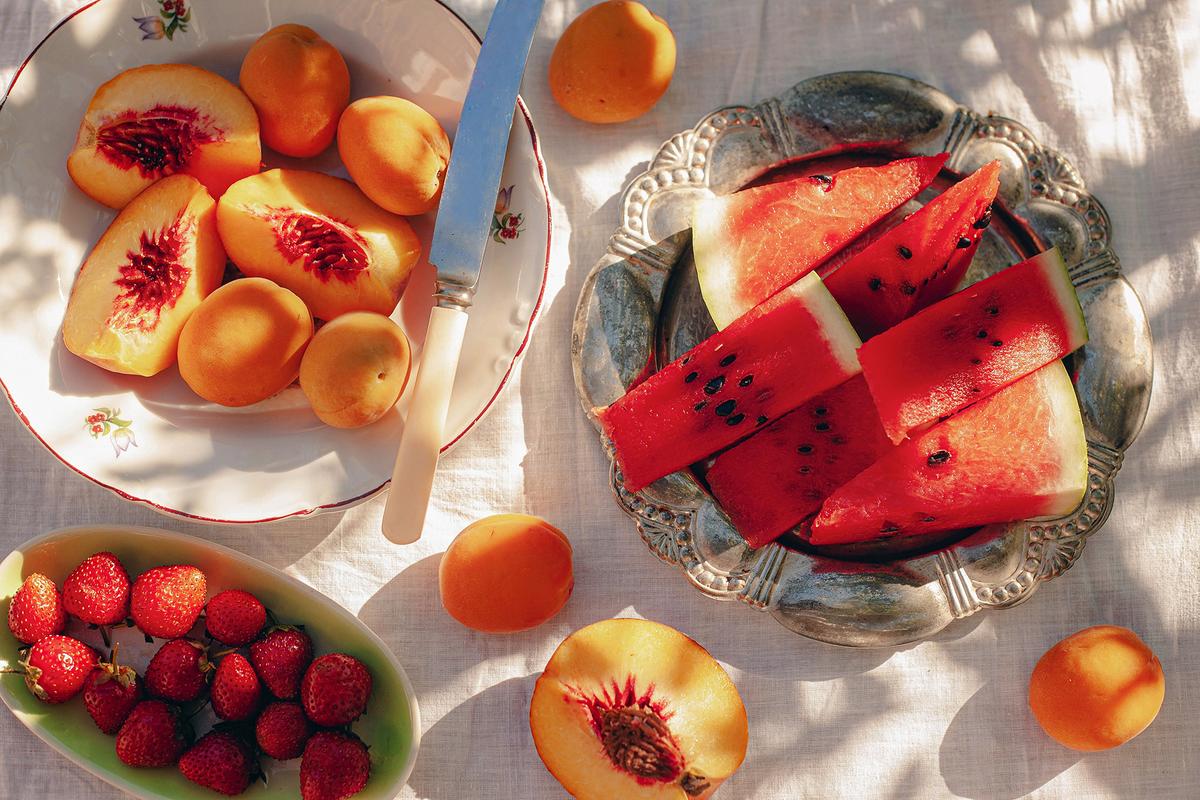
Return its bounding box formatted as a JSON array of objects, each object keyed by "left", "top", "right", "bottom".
[
  {"left": 438, "top": 515, "right": 573, "bottom": 634},
  {"left": 239, "top": 24, "right": 350, "bottom": 158},
  {"left": 218, "top": 169, "right": 420, "bottom": 321},
  {"left": 67, "top": 64, "right": 261, "bottom": 209},
  {"left": 337, "top": 96, "right": 451, "bottom": 216},
  {"left": 549, "top": 1, "right": 676, "bottom": 124},
  {"left": 63, "top": 175, "right": 225, "bottom": 376},
  {"left": 299, "top": 312, "right": 411, "bottom": 428},
  {"left": 531, "top": 618, "right": 748, "bottom": 799},
  {"left": 177, "top": 277, "right": 314, "bottom": 407},
  {"left": 1029, "top": 625, "right": 1165, "bottom": 751}
]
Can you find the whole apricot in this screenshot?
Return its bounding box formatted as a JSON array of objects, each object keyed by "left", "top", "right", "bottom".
[
  {"left": 240, "top": 24, "right": 350, "bottom": 157},
  {"left": 1029, "top": 625, "right": 1165, "bottom": 751},
  {"left": 299, "top": 312, "right": 412, "bottom": 428},
  {"left": 549, "top": 1, "right": 676, "bottom": 124},
  {"left": 439, "top": 515, "right": 572, "bottom": 634},
  {"left": 178, "top": 278, "right": 314, "bottom": 407},
  {"left": 337, "top": 96, "right": 451, "bottom": 216}
]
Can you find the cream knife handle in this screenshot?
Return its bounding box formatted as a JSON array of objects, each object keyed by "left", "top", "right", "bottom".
[{"left": 382, "top": 304, "right": 469, "bottom": 544}]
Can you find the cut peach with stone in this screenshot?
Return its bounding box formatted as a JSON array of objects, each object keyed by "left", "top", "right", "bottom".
[
  {"left": 177, "top": 277, "right": 313, "bottom": 407},
  {"left": 217, "top": 169, "right": 420, "bottom": 320},
  {"left": 240, "top": 24, "right": 350, "bottom": 158},
  {"left": 67, "top": 64, "right": 260, "bottom": 209},
  {"left": 531, "top": 618, "right": 748, "bottom": 799},
  {"left": 63, "top": 174, "right": 225, "bottom": 376}
]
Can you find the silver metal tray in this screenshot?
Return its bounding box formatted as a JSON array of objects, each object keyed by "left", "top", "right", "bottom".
[{"left": 570, "top": 71, "right": 1152, "bottom": 647}]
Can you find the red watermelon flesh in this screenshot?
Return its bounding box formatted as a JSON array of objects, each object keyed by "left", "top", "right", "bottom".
[
  {"left": 706, "top": 376, "right": 893, "bottom": 548},
  {"left": 597, "top": 272, "right": 862, "bottom": 492},
  {"left": 861, "top": 248, "right": 1088, "bottom": 444},
  {"left": 825, "top": 161, "right": 1001, "bottom": 339},
  {"left": 693, "top": 154, "right": 946, "bottom": 330},
  {"left": 810, "top": 360, "right": 1087, "bottom": 545}
]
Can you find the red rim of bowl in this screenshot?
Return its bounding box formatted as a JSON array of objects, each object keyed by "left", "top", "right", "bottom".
[{"left": 0, "top": 0, "right": 553, "bottom": 524}]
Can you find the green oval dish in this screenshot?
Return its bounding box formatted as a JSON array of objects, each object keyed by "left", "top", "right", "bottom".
[{"left": 0, "top": 525, "right": 420, "bottom": 799}]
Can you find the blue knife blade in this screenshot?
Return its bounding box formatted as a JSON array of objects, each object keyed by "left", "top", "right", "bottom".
[{"left": 427, "top": 0, "right": 544, "bottom": 305}]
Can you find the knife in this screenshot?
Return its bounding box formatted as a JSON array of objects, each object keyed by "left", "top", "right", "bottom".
[{"left": 382, "top": 0, "right": 544, "bottom": 544}]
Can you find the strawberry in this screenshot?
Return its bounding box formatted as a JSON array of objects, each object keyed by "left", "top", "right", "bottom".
[
  {"left": 205, "top": 589, "right": 266, "bottom": 646},
  {"left": 116, "top": 700, "right": 187, "bottom": 767},
  {"left": 145, "top": 638, "right": 210, "bottom": 702},
  {"left": 62, "top": 551, "right": 131, "bottom": 626},
  {"left": 300, "top": 730, "right": 370, "bottom": 800},
  {"left": 130, "top": 564, "right": 206, "bottom": 639},
  {"left": 19, "top": 635, "right": 96, "bottom": 703},
  {"left": 255, "top": 700, "right": 314, "bottom": 760},
  {"left": 249, "top": 626, "right": 312, "bottom": 700},
  {"left": 7, "top": 573, "right": 66, "bottom": 644},
  {"left": 83, "top": 644, "right": 141, "bottom": 734},
  {"left": 179, "top": 730, "right": 256, "bottom": 796},
  {"left": 301, "top": 653, "right": 372, "bottom": 727},
  {"left": 211, "top": 653, "right": 262, "bottom": 721}
]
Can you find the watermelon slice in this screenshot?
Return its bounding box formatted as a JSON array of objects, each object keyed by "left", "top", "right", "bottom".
[
  {"left": 597, "top": 272, "right": 862, "bottom": 492},
  {"left": 706, "top": 376, "right": 893, "bottom": 548},
  {"left": 825, "top": 161, "right": 1002, "bottom": 339},
  {"left": 810, "top": 360, "right": 1087, "bottom": 545},
  {"left": 860, "top": 248, "right": 1088, "bottom": 444},
  {"left": 693, "top": 154, "right": 946, "bottom": 329}
]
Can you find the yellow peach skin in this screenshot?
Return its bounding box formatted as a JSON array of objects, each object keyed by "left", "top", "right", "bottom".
[
  {"left": 548, "top": 1, "right": 676, "bottom": 124},
  {"left": 337, "top": 96, "right": 451, "bottom": 216},
  {"left": 1029, "top": 625, "right": 1165, "bottom": 751},
  {"left": 299, "top": 312, "right": 412, "bottom": 428},
  {"left": 239, "top": 24, "right": 350, "bottom": 158},
  {"left": 177, "top": 278, "right": 314, "bottom": 407},
  {"left": 63, "top": 175, "right": 225, "bottom": 376}
]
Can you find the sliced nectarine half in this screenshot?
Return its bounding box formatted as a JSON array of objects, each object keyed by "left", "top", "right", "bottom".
[
  {"left": 62, "top": 174, "right": 225, "bottom": 376},
  {"left": 217, "top": 169, "right": 420, "bottom": 320},
  {"left": 531, "top": 618, "right": 748, "bottom": 799},
  {"left": 67, "top": 64, "right": 261, "bottom": 209}
]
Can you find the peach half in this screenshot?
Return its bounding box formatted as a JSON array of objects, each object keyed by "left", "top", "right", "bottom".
[
  {"left": 67, "top": 64, "right": 261, "bottom": 209},
  {"left": 63, "top": 174, "right": 225, "bottom": 376},
  {"left": 531, "top": 618, "right": 748, "bottom": 799},
  {"left": 217, "top": 169, "right": 421, "bottom": 321}
]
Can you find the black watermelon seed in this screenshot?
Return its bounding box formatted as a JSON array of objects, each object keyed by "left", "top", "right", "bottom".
[
  {"left": 815, "top": 421, "right": 831, "bottom": 432},
  {"left": 739, "top": 375, "right": 753, "bottom": 387},
  {"left": 682, "top": 355, "right": 691, "bottom": 365},
  {"left": 756, "top": 415, "right": 768, "bottom": 425},
  {"left": 974, "top": 209, "right": 993, "bottom": 229},
  {"left": 685, "top": 371, "right": 698, "bottom": 383},
  {"left": 798, "top": 465, "right": 812, "bottom": 475},
  {"left": 719, "top": 353, "right": 737, "bottom": 367},
  {"left": 703, "top": 375, "right": 725, "bottom": 395},
  {"left": 970, "top": 357, "right": 982, "bottom": 365},
  {"left": 957, "top": 236, "right": 972, "bottom": 249},
  {"left": 900, "top": 282, "right": 917, "bottom": 296},
  {"left": 831, "top": 435, "right": 847, "bottom": 445},
  {"left": 976, "top": 330, "right": 988, "bottom": 339},
  {"left": 985, "top": 305, "right": 1000, "bottom": 316},
  {"left": 813, "top": 174, "right": 833, "bottom": 191},
  {"left": 813, "top": 406, "right": 828, "bottom": 416},
  {"left": 927, "top": 449, "right": 952, "bottom": 466},
  {"left": 797, "top": 444, "right": 814, "bottom": 454},
  {"left": 693, "top": 401, "right": 707, "bottom": 412},
  {"left": 992, "top": 340, "right": 1003, "bottom": 347},
  {"left": 868, "top": 277, "right": 883, "bottom": 291},
  {"left": 921, "top": 515, "right": 937, "bottom": 523},
  {"left": 880, "top": 523, "right": 902, "bottom": 534},
  {"left": 897, "top": 245, "right": 913, "bottom": 260},
  {"left": 971, "top": 386, "right": 981, "bottom": 393},
  {"left": 725, "top": 413, "right": 746, "bottom": 426},
  {"left": 714, "top": 399, "right": 737, "bottom": 417}
]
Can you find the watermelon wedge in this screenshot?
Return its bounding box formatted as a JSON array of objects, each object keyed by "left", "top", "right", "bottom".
[
  {"left": 693, "top": 154, "right": 946, "bottom": 329},
  {"left": 597, "top": 272, "right": 862, "bottom": 492},
  {"left": 810, "top": 360, "right": 1087, "bottom": 545},
  {"left": 706, "top": 376, "right": 893, "bottom": 548},
  {"left": 825, "top": 161, "right": 1001, "bottom": 339},
  {"left": 860, "top": 248, "right": 1088, "bottom": 444}
]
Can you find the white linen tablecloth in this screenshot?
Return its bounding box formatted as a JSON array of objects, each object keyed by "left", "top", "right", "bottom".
[{"left": 2, "top": 1, "right": 1198, "bottom": 797}]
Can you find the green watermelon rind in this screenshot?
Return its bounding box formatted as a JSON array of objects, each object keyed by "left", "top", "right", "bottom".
[
  {"left": 1025, "top": 359, "right": 1089, "bottom": 519},
  {"left": 797, "top": 272, "right": 863, "bottom": 378},
  {"left": 691, "top": 195, "right": 740, "bottom": 329},
  {"left": 1033, "top": 248, "right": 1090, "bottom": 349}
]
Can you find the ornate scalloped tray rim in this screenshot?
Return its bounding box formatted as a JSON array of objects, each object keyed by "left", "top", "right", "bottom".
[{"left": 571, "top": 71, "right": 1152, "bottom": 647}]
